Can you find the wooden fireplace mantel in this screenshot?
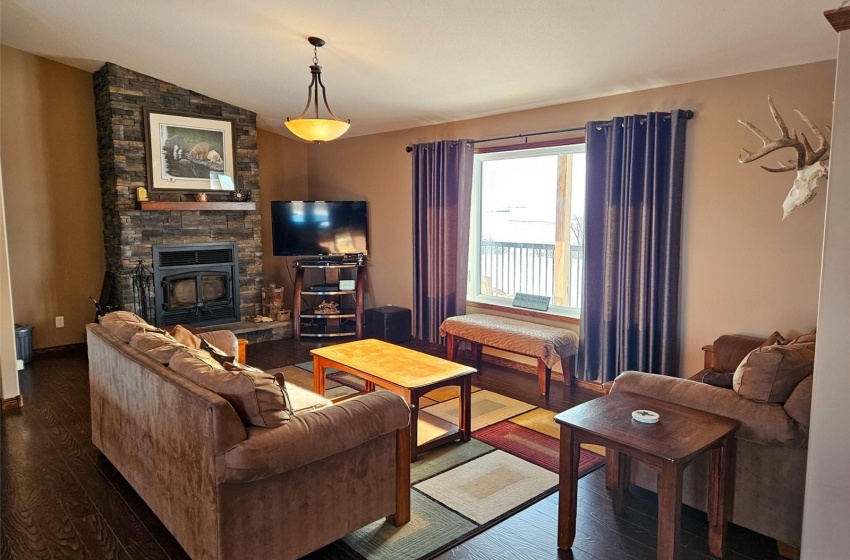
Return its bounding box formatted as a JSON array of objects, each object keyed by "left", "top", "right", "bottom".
[
  {"left": 137, "top": 201, "right": 257, "bottom": 211},
  {"left": 136, "top": 200, "right": 257, "bottom": 212}
]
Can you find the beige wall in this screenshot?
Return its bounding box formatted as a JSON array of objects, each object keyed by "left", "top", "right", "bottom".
[
  {"left": 0, "top": 46, "right": 104, "bottom": 349},
  {"left": 0, "top": 47, "right": 309, "bottom": 346},
  {"left": 257, "top": 127, "right": 309, "bottom": 310},
  {"left": 801, "top": 30, "right": 850, "bottom": 558},
  {"left": 308, "top": 61, "right": 835, "bottom": 375}
]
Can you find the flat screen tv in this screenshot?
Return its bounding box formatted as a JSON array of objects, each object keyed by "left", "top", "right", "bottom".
[{"left": 271, "top": 201, "right": 369, "bottom": 257}]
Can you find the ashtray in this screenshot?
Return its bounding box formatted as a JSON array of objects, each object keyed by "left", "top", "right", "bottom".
[{"left": 632, "top": 410, "right": 660, "bottom": 423}]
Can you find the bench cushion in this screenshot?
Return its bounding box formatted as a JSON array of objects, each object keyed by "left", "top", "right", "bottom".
[{"left": 440, "top": 313, "right": 578, "bottom": 368}]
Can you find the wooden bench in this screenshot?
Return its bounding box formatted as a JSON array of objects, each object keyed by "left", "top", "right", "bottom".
[{"left": 439, "top": 313, "right": 579, "bottom": 396}]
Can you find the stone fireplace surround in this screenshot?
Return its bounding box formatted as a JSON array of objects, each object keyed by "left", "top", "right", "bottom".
[{"left": 93, "top": 63, "right": 262, "bottom": 324}]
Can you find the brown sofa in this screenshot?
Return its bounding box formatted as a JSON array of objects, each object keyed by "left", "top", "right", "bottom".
[
  {"left": 609, "top": 334, "right": 811, "bottom": 550},
  {"left": 87, "top": 319, "right": 411, "bottom": 560}
]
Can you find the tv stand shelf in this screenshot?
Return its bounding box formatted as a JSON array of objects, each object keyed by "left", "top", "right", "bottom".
[
  {"left": 299, "top": 313, "right": 356, "bottom": 319},
  {"left": 293, "top": 262, "right": 365, "bottom": 339},
  {"left": 297, "top": 263, "right": 361, "bottom": 269}
]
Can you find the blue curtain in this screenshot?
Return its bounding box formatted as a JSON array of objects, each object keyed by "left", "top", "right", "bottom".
[
  {"left": 412, "top": 140, "right": 474, "bottom": 344},
  {"left": 577, "top": 111, "right": 689, "bottom": 382}
]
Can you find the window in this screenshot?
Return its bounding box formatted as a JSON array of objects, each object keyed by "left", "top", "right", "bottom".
[{"left": 467, "top": 142, "right": 586, "bottom": 318}]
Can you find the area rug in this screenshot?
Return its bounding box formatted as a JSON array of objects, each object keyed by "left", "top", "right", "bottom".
[
  {"left": 422, "top": 389, "right": 536, "bottom": 431},
  {"left": 276, "top": 362, "right": 605, "bottom": 560},
  {"left": 342, "top": 438, "right": 601, "bottom": 559}
]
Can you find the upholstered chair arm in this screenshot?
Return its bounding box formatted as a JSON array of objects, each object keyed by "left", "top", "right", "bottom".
[
  {"left": 199, "top": 330, "right": 239, "bottom": 357},
  {"left": 221, "top": 392, "right": 410, "bottom": 483},
  {"left": 611, "top": 371, "right": 808, "bottom": 449}
]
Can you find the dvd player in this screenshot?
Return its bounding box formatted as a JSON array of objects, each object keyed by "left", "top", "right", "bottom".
[
  {"left": 298, "top": 260, "right": 338, "bottom": 266},
  {"left": 308, "top": 283, "right": 339, "bottom": 291},
  {"left": 294, "top": 254, "right": 366, "bottom": 267}
]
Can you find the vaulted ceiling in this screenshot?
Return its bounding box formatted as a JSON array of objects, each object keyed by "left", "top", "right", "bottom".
[{"left": 0, "top": 0, "right": 839, "bottom": 138}]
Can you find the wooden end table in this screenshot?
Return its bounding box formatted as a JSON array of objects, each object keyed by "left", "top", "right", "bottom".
[
  {"left": 554, "top": 392, "right": 740, "bottom": 560},
  {"left": 311, "top": 339, "right": 476, "bottom": 461}
]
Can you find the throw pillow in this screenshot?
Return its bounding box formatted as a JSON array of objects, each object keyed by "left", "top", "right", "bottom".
[
  {"left": 200, "top": 338, "right": 236, "bottom": 365},
  {"left": 99, "top": 311, "right": 165, "bottom": 343},
  {"left": 789, "top": 330, "right": 816, "bottom": 345},
  {"left": 171, "top": 325, "right": 202, "bottom": 349},
  {"left": 701, "top": 370, "right": 734, "bottom": 389},
  {"left": 223, "top": 362, "right": 293, "bottom": 426},
  {"left": 762, "top": 331, "right": 789, "bottom": 347},
  {"left": 129, "top": 331, "right": 184, "bottom": 364},
  {"left": 169, "top": 348, "right": 292, "bottom": 428},
  {"left": 732, "top": 342, "right": 815, "bottom": 403}
]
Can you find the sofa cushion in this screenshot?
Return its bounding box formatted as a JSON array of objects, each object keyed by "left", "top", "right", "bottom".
[
  {"left": 129, "top": 331, "right": 185, "bottom": 364},
  {"left": 171, "top": 324, "right": 202, "bottom": 349},
  {"left": 285, "top": 382, "right": 333, "bottom": 413},
  {"left": 169, "top": 348, "right": 292, "bottom": 428},
  {"left": 784, "top": 375, "right": 813, "bottom": 428},
  {"left": 733, "top": 342, "right": 815, "bottom": 403},
  {"left": 99, "top": 311, "right": 164, "bottom": 343},
  {"left": 223, "top": 392, "right": 410, "bottom": 483}
]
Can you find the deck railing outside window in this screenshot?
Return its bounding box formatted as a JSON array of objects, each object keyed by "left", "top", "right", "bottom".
[{"left": 479, "top": 240, "right": 584, "bottom": 308}]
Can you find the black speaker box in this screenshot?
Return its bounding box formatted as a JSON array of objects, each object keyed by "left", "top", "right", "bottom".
[{"left": 364, "top": 305, "right": 412, "bottom": 343}]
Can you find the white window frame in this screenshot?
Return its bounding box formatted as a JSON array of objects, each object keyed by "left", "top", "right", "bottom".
[{"left": 467, "top": 142, "right": 586, "bottom": 320}]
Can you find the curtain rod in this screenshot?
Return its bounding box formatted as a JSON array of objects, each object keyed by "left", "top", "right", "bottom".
[{"left": 404, "top": 110, "right": 695, "bottom": 152}]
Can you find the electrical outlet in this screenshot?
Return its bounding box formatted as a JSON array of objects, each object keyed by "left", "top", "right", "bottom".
[{"left": 55, "top": 316, "right": 65, "bottom": 328}]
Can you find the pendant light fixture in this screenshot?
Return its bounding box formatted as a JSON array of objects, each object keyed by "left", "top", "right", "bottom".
[{"left": 285, "top": 37, "right": 350, "bottom": 143}]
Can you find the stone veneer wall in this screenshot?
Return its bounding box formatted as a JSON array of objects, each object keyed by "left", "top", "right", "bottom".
[{"left": 92, "top": 63, "right": 262, "bottom": 322}]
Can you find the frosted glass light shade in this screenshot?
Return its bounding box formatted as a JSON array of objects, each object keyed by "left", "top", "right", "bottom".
[{"left": 285, "top": 118, "right": 350, "bottom": 143}]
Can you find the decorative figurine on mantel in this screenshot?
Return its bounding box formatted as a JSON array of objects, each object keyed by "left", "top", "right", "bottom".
[
  {"left": 315, "top": 301, "right": 340, "bottom": 315},
  {"left": 136, "top": 187, "right": 148, "bottom": 202}
]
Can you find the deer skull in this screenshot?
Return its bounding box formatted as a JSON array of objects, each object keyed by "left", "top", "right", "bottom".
[
  {"left": 783, "top": 161, "right": 827, "bottom": 220},
  {"left": 739, "top": 97, "right": 830, "bottom": 220}
]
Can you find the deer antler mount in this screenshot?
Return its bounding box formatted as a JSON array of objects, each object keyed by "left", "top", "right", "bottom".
[{"left": 738, "top": 97, "right": 830, "bottom": 220}]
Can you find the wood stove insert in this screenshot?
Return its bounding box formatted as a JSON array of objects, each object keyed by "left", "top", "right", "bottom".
[{"left": 153, "top": 242, "right": 240, "bottom": 328}]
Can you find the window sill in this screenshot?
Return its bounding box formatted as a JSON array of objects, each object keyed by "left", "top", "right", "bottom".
[{"left": 466, "top": 300, "right": 580, "bottom": 325}]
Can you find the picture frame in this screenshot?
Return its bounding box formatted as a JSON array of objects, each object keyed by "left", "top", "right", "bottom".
[{"left": 144, "top": 109, "right": 238, "bottom": 193}]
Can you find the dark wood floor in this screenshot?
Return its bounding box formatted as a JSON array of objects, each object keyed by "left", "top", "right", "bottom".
[{"left": 1, "top": 338, "right": 786, "bottom": 560}]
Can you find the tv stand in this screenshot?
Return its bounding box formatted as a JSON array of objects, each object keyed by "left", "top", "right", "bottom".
[{"left": 293, "top": 262, "right": 365, "bottom": 339}]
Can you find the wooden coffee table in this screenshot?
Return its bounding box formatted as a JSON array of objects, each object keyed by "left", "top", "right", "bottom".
[
  {"left": 311, "top": 339, "right": 476, "bottom": 461},
  {"left": 554, "top": 392, "right": 740, "bottom": 560}
]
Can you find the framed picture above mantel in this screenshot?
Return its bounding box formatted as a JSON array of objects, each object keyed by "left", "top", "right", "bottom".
[{"left": 144, "top": 109, "right": 238, "bottom": 193}]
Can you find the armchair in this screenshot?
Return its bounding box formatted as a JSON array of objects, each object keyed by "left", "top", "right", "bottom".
[{"left": 608, "top": 334, "right": 811, "bottom": 554}]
